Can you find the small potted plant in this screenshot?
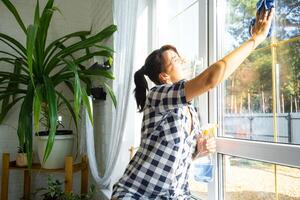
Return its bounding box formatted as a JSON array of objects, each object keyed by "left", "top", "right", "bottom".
[
  {"left": 33, "top": 176, "right": 96, "bottom": 200},
  {"left": 16, "top": 143, "right": 28, "bottom": 167}
]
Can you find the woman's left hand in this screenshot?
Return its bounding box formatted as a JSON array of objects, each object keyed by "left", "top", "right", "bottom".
[{"left": 194, "top": 136, "right": 217, "bottom": 158}]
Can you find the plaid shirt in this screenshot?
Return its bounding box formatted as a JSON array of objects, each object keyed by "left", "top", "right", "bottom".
[{"left": 112, "top": 80, "right": 201, "bottom": 199}]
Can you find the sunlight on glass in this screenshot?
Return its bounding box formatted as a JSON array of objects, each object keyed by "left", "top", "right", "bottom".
[{"left": 222, "top": 0, "right": 300, "bottom": 144}]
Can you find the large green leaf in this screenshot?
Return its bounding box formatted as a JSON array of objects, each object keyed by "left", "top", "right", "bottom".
[
  {"left": 74, "top": 50, "right": 112, "bottom": 65},
  {"left": 0, "top": 80, "right": 25, "bottom": 86},
  {"left": 42, "top": 76, "right": 57, "bottom": 163},
  {"left": 26, "top": 24, "right": 38, "bottom": 85},
  {"left": 0, "top": 57, "right": 29, "bottom": 74},
  {"left": 34, "top": 0, "right": 40, "bottom": 25},
  {"left": 50, "top": 66, "right": 68, "bottom": 78},
  {"left": 62, "top": 59, "right": 81, "bottom": 122},
  {"left": 33, "top": 0, "right": 42, "bottom": 72},
  {"left": 79, "top": 35, "right": 90, "bottom": 55},
  {"left": 0, "top": 57, "right": 16, "bottom": 65},
  {"left": 0, "top": 59, "right": 22, "bottom": 118},
  {"left": 44, "top": 31, "right": 90, "bottom": 61},
  {"left": 0, "top": 40, "right": 26, "bottom": 59},
  {"left": 34, "top": 0, "right": 55, "bottom": 71},
  {"left": 0, "top": 90, "right": 27, "bottom": 101},
  {"left": 0, "top": 96, "right": 24, "bottom": 124},
  {"left": 46, "top": 25, "right": 117, "bottom": 73},
  {"left": 38, "top": 0, "right": 54, "bottom": 52},
  {"left": 12, "top": 59, "right": 23, "bottom": 100},
  {"left": 1, "top": 0, "right": 27, "bottom": 34},
  {"left": 33, "top": 86, "right": 42, "bottom": 132},
  {"left": 58, "top": 25, "right": 117, "bottom": 58},
  {"left": 0, "top": 56, "right": 29, "bottom": 72},
  {"left": 51, "top": 68, "right": 114, "bottom": 88},
  {"left": 51, "top": 72, "right": 74, "bottom": 86},
  {"left": 79, "top": 76, "right": 92, "bottom": 95},
  {"left": 17, "top": 84, "right": 34, "bottom": 168},
  {"left": 103, "top": 82, "right": 117, "bottom": 108},
  {"left": 0, "top": 71, "right": 29, "bottom": 84},
  {"left": 0, "top": 33, "right": 27, "bottom": 55},
  {"left": 81, "top": 87, "right": 93, "bottom": 125},
  {"left": 80, "top": 68, "right": 115, "bottom": 79},
  {"left": 94, "top": 45, "right": 115, "bottom": 53},
  {"left": 0, "top": 50, "right": 19, "bottom": 59}
]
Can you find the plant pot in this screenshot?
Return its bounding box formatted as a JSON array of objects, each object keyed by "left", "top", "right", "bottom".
[
  {"left": 36, "top": 130, "right": 74, "bottom": 169},
  {"left": 16, "top": 153, "right": 28, "bottom": 167}
]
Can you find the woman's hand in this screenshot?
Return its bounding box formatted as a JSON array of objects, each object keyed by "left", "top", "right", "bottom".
[
  {"left": 251, "top": 7, "right": 275, "bottom": 43},
  {"left": 194, "top": 136, "right": 216, "bottom": 158}
]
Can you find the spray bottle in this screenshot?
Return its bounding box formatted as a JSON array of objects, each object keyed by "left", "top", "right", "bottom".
[{"left": 193, "top": 123, "right": 217, "bottom": 183}]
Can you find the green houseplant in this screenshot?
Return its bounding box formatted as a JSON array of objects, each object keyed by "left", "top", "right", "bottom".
[
  {"left": 0, "top": 0, "right": 117, "bottom": 168},
  {"left": 33, "top": 176, "right": 96, "bottom": 200},
  {"left": 16, "top": 142, "right": 28, "bottom": 167}
]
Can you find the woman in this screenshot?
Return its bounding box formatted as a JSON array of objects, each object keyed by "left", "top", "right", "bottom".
[{"left": 112, "top": 8, "right": 274, "bottom": 200}]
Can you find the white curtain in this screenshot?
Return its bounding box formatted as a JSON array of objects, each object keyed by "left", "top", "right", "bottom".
[{"left": 84, "top": 0, "right": 139, "bottom": 189}]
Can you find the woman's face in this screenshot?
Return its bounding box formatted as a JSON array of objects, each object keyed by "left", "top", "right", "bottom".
[{"left": 161, "top": 50, "right": 186, "bottom": 83}]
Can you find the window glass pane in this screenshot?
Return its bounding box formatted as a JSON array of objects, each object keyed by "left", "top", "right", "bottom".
[
  {"left": 157, "top": 0, "right": 199, "bottom": 66},
  {"left": 223, "top": 155, "right": 300, "bottom": 199},
  {"left": 156, "top": 1, "right": 207, "bottom": 199},
  {"left": 220, "top": 0, "right": 300, "bottom": 144}
]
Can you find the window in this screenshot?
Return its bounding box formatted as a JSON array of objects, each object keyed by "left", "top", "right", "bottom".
[{"left": 217, "top": 0, "right": 300, "bottom": 199}]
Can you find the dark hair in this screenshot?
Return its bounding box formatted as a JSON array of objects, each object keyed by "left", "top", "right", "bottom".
[{"left": 134, "top": 45, "right": 179, "bottom": 112}]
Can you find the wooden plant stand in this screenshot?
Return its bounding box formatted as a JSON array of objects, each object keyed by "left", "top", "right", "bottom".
[{"left": 1, "top": 153, "right": 89, "bottom": 200}]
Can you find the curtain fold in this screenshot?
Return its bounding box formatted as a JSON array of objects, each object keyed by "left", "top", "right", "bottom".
[{"left": 84, "top": 0, "right": 139, "bottom": 190}]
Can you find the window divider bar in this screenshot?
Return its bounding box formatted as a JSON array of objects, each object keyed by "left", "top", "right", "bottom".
[{"left": 216, "top": 137, "right": 300, "bottom": 168}]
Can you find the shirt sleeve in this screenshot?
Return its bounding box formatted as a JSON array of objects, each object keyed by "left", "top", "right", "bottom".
[{"left": 147, "top": 79, "right": 188, "bottom": 112}]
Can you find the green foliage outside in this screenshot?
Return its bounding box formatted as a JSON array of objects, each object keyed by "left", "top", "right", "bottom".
[{"left": 225, "top": 0, "right": 300, "bottom": 113}]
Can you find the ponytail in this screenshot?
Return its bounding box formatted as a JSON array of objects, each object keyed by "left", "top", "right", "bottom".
[
  {"left": 134, "top": 66, "right": 149, "bottom": 112},
  {"left": 133, "top": 44, "right": 178, "bottom": 112}
]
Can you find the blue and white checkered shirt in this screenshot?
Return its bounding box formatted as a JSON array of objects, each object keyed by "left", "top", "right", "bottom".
[{"left": 112, "top": 80, "right": 201, "bottom": 199}]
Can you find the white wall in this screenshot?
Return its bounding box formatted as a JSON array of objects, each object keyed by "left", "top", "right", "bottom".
[{"left": 0, "top": 0, "right": 93, "bottom": 199}]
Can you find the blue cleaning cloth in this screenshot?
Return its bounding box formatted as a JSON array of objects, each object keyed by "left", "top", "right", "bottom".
[
  {"left": 257, "top": 0, "right": 275, "bottom": 11},
  {"left": 249, "top": 0, "right": 275, "bottom": 37}
]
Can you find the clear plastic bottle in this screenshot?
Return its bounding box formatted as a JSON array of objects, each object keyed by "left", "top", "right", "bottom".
[{"left": 192, "top": 123, "right": 217, "bottom": 183}]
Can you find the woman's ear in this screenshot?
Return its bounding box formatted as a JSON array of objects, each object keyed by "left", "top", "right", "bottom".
[{"left": 159, "top": 72, "right": 171, "bottom": 84}]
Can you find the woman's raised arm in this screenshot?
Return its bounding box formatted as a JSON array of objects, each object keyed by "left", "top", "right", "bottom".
[{"left": 185, "top": 8, "right": 274, "bottom": 102}]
